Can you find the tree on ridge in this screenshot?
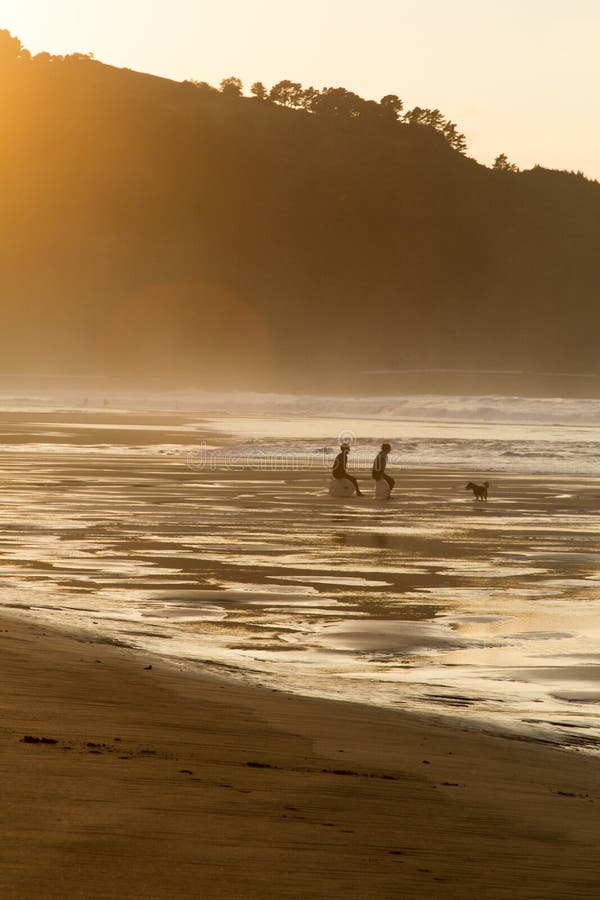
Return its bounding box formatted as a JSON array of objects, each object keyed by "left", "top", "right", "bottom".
[
  {"left": 380, "top": 94, "right": 404, "bottom": 121},
  {"left": 0, "top": 29, "right": 31, "bottom": 62},
  {"left": 250, "top": 81, "right": 268, "bottom": 101},
  {"left": 269, "top": 80, "right": 305, "bottom": 108},
  {"left": 220, "top": 77, "right": 243, "bottom": 97},
  {"left": 493, "top": 153, "right": 520, "bottom": 173}
]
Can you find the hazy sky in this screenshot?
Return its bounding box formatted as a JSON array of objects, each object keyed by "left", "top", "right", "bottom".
[{"left": 3, "top": 0, "right": 600, "bottom": 177}]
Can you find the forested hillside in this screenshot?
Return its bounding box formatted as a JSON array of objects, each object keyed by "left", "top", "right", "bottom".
[{"left": 1, "top": 30, "right": 599, "bottom": 391}]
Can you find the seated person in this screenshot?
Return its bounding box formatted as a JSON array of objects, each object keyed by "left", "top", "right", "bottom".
[
  {"left": 333, "top": 443, "right": 363, "bottom": 496},
  {"left": 372, "top": 442, "right": 394, "bottom": 492}
]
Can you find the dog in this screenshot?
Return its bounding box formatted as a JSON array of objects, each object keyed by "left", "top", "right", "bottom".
[{"left": 466, "top": 481, "right": 489, "bottom": 501}]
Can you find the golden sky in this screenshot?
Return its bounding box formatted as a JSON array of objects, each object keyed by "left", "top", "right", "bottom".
[{"left": 3, "top": 0, "right": 600, "bottom": 178}]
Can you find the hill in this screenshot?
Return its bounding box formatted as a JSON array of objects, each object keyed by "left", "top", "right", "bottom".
[{"left": 2, "top": 30, "right": 600, "bottom": 393}]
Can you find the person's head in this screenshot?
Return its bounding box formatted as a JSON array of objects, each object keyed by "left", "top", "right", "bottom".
[
  {"left": 381, "top": 442, "right": 391, "bottom": 453},
  {"left": 340, "top": 443, "right": 350, "bottom": 452}
]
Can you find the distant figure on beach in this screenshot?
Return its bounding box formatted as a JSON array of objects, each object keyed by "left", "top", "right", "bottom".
[
  {"left": 333, "top": 443, "right": 363, "bottom": 496},
  {"left": 466, "top": 481, "right": 489, "bottom": 501},
  {"left": 372, "top": 442, "right": 395, "bottom": 495}
]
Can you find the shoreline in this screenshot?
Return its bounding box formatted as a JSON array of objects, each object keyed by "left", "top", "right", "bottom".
[
  {"left": 2, "top": 612, "right": 600, "bottom": 899},
  {"left": 0, "top": 426, "right": 598, "bottom": 757},
  {"left": 5, "top": 604, "right": 597, "bottom": 760},
  {"left": 0, "top": 402, "right": 598, "bottom": 476}
]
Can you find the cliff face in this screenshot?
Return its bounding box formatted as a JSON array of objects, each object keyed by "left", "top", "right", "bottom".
[{"left": 2, "top": 48, "right": 600, "bottom": 389}]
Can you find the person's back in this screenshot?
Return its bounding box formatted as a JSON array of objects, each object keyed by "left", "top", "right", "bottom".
[
  {"left": 372, "top": 450, "right": 387, "bottom": 480},
  {"left": 333, "top": 448, "right": 348, "bottom": 479}
]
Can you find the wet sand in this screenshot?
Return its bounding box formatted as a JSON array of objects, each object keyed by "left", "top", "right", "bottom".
[
  {"left": 1, "top": 409, "right": 600, "bottom": 750},
  {"left": 1, "top": 612, "right": 600, "bottom": 899},
  {"left": 1, "top": 408, "right": 600, "bottom": 897}
]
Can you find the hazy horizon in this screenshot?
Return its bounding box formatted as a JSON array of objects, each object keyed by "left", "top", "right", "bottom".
[{"left": 3, "top": 0, "right": 600, "bottom": 179}]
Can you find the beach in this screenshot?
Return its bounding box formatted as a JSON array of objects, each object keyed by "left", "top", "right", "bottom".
[
  {"left": 1, "top": 405, "right": 599, "bottom": 751},
  {"left": 2, "top": 612, "right": 600, "bottom": 899},
  {"left": 0, "top": 402, "right": 599, "bottom": 896}
]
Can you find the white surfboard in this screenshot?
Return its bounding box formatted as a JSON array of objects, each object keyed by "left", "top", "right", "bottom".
[
  {"left": 375, "top": 479, "right": 391, "bottom": 500},
  {"left": 328, "top": 478, "right": 356, "bottom": 498}
]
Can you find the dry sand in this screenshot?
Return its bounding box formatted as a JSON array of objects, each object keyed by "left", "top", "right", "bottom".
[{"left": 1, "top": 613, "right": 599, "bottom": 899}]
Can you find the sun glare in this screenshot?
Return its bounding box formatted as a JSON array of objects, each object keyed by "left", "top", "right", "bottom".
[{"left": 3, "top": 3, "right": 55, "bottom": 54}]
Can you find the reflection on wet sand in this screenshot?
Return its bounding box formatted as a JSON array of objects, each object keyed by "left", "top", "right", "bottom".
[{"left": 1, "top": 411, "right": 600, "bottom": 752}]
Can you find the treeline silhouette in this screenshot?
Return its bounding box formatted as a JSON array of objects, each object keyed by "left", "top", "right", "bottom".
[
  {"left": 1, "top": 29, "right": 600, "bottom": 391},
  {"left": 186, "top": 76, "right": 467, "bottom": 154}
]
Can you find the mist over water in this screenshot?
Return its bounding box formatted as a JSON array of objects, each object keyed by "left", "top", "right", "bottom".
[
  {"left": 4, "top": 385, "right": 600, "bottom": 424},
  {"left": 1, "top": 387, "right": 600, "bottom": 475}
]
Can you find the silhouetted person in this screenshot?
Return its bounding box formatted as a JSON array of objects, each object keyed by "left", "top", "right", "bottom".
[
  {"left": 372, "top": 442, "right": 394, "bottom": 493},
  {"left": 333, "top": 443, "right": 363, "bottom": 496}
]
